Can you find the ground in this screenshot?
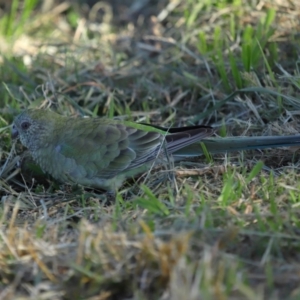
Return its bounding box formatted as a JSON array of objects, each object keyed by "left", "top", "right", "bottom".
[{"left": 1, "top": 0, "right": 300, "bottom": 299}]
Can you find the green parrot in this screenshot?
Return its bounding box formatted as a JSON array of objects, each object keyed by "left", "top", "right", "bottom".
[{"left": 12, "top": 109, "right": 300, "bottom": 192}]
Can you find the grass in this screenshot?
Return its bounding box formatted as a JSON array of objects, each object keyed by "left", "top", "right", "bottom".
[{"left": 1, "top": 0, "right": 300, "bottom": 299}]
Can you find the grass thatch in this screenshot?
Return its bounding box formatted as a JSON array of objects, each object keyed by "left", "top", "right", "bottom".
[{"left": 1, "top": 0, "right": 300, "bottom": 299}]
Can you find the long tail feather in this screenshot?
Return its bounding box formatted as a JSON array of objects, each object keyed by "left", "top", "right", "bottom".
[{"left": 173, "top": 135, "right": 300, "bottom": 157}]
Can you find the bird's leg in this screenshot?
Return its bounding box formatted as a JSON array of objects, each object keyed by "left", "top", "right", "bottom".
[{"left": 105, "top": 190, "right": 116, "bottom": 204}]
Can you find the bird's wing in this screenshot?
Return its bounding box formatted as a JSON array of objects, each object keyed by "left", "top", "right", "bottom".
[
  {"left": 126, "top": 124, "right": 215, "bottom": 168},
  {"left": 56, "top": 119, "right": 163, "bottom": 179},
  {"left": 57, "top": 119, "right": 214, "bottom": 180}
]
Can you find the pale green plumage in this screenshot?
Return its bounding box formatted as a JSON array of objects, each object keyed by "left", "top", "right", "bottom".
[
  {"left": 12, "top": 109, "right": 214, "bottom": 191},
  {"left": 12, "top": 109, "right": 300, "bottom": 191}
]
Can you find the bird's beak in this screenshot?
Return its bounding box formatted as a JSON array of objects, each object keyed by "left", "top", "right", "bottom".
[{"left": 11, "top": 125, "right": 19, "bottom": 139}]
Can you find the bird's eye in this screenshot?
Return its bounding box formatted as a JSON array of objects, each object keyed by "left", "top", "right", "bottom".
[{"left": 21, "top": 121, "right": 31, "bottom": 130}]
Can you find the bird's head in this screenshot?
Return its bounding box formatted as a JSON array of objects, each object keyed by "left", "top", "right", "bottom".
[{"left": 12, "top": 109, "right": 59, "bottom": 151}]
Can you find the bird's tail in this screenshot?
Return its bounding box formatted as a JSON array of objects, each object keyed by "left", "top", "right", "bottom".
[{"left": 173, "top": 135, "right": 300, "bottom": 157}]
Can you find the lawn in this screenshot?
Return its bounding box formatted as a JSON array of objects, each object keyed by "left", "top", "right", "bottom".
[{"left": 1, "top": 0, "right": 300, "bottom": 299}]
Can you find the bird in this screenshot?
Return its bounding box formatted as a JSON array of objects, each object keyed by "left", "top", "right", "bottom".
[{"left": 12, "top": 109, "right": 300, "bottom": 192}]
